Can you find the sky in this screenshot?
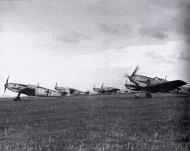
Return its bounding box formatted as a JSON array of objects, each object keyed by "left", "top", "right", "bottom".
[{"left": 0, "top": 0, "right": 190, "bottom": 97}]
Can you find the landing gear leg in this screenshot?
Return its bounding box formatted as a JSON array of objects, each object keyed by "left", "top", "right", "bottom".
[
  {"left": 14, "top": 93, "right": 21, "bottom": 101},
  {"left": 145, "top": 93, "right": 152, "bottom": 98}
]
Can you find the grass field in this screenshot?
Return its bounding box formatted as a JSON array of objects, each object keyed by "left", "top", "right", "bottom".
[{"left": 0, "top": 94, "right": 189, "bottom": 151}]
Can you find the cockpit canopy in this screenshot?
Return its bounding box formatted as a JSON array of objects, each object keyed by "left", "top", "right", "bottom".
[{"left": 27, "top": 84, "right": 37, "bottom": 89}]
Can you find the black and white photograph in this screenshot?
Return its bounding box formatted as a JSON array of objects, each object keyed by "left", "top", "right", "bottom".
[{"left": 0, "top": 0, "right": 190, "bottom": 150}]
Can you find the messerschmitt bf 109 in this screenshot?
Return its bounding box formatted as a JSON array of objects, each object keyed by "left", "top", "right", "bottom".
[
  {"left": 4, "top": 76, "right": 61, "bottom": 101},
  {"left": 93, "top": 83, "right": 120, "bottom": 94},
  {"left": 54, "top": 83, "right": 86, "bottom": 96},
  {"left": 124, "top": 66, "right": 187, "bottom": 98}
]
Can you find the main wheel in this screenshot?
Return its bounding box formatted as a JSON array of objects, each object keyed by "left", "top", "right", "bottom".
[{"left": 14, "top": 97, "right": 21, "bottom": 101}]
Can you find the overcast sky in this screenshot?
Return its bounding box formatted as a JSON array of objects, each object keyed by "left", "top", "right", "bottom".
[{"left": 0, "top": 0, "right": 190, "bottom": 97}]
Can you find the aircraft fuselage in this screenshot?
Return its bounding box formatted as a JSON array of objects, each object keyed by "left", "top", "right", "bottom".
[
  {"left": 5, "top": 82, "right": 61, "bottom": 99},
  {"left": 5, "top": 83, "right": 27, "bottom": 93},
  {"left": 93, "top": 86, "right": 120, "bottom": 94},
  {"left": 130, "top": 75, "right": 166, "bottom": 87},
  {"left": 55, "top": 86, "right": 85, "bottom": 96}
]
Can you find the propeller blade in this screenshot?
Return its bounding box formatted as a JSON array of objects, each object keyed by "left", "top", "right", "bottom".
[
  {"left": 132, "top": 66, "right": 139, "bottom": 76},
  {"left": 6, "top": 76, "right": 9, "bottom": 84},
  {"left": 4, "top": 86, "right": 6, "bottom": 94},
  {"left": 4, "top": 76, "right": 9, "bottom": 93}
]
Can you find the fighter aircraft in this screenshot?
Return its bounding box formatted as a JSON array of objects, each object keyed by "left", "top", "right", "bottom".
[
  {"left": 93, "top": 83, "right": 120, "bottom": 94},
  {"left": 4, "top": 76, "right": 61, "bottom": 101},
  {"left": 54, "top": 83, "right": 86, "bottom": 96},
  {"left": 124, "top": 66, "right": 187, "bottom": 98}
]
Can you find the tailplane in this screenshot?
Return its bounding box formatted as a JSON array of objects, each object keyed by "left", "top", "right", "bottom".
[{"left": 55, "top": 82, "right": 58, "bottom": 89}]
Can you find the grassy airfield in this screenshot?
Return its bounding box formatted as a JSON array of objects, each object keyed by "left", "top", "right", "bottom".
[{"left": 0, "top": 94, "right": 189, "bottom": 151}]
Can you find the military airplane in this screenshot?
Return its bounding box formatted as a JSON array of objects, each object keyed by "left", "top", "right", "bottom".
[
  {"left": 93, "top": 83, "right": 120, "bottom": 94},
  {"left": 4, "top": 76, "right": 61, "bottom": 101},
  {"left": 54, "top": 83, "right": 86, "bottom": 96},
  {"left": 124, "top": 66, "right": 187, "bottom": 98}
]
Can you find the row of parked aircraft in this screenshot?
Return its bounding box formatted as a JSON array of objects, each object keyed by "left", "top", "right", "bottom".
[{"left": 3, "top": 66, "right": 190, "bottom": 101}]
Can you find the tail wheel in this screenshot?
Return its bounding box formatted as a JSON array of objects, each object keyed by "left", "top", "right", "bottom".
[
  {"left": 145, "top": 93, "right": 152, "bottom": 98},
  {"left": 14, "top": 97, "right": 21, "bottom": 101}
]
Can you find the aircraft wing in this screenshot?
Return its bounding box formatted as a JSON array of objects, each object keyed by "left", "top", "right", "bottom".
[
  {"left": 125, "top": 84, "right": 141, "bottom": 91},
  {"left": 106, "top": 88, "right": 120, "bottom": 93},
  {"left": 19, "top": 88, "right": 36, "bottom": 96},
  {"left": 142, "top": 80, "right": 186, "bottom": 93}
]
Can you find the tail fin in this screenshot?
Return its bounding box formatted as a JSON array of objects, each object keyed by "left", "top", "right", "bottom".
[
  {"left": 101, "top": 83, "right": 104, "bottom": 89},
  {"left": 55, "top": 82, "right": 58, "bottom": 89}
]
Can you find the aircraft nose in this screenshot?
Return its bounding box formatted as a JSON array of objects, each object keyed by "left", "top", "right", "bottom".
[
  {"left": 177, "top": 80, "right": 187, "bottom": 86},
  {"left": 4, "top": 83, "right": 8, "bottom": 88},
  {"left": 4, "top": 83, "right": 8, "bottom": 93},
  {"left": 129, "top": 76, "right": 134, "bottom": 82}
]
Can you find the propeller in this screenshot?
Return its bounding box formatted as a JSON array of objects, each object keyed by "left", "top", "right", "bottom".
[
  {"left": 4, "top": 76, "right": 9, "bottom": 93},
  {"left": 125, "top": 66, "right": 139, "bottom": 77},
  {"left": 125, "top": 66, "right": 139, "bottom": 83},
  {"left": 125, "top": 65, "right": 139, "bottom": 84},
  {"left": 132, "top": 66, "right": 139, "bottom": 76}
]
